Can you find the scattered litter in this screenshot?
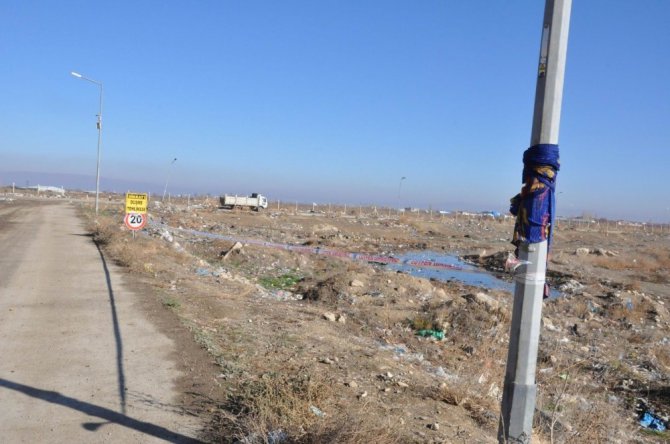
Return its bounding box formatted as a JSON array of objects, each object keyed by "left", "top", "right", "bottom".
[
  {"left": 505, "top": 252, "right": 531, "bottom": 272},
  {"left": 240, "top": 430, "right": 287, "bottom": 444},
  {"left": 487, "top": 383, "right": 501, "bottom": 399},
  {"left": 416, "top": 329, "right": 445, "bottom": 340},
  {"left": 377, "top": 342, "right": 424, "bottom": 362},
  {"left": 544, "top": 320, "right": 560, "bottom": 332},
  {"left": 318, "top": 357, "right": 335, "bottom": 365},
  {"left": 433, "top": 366, "right": 458, "bottom": 381},
  {"left": 378, "top": 343, "right": 407, "bottom": 355},
  {"left": 160, "top": 229, "right": 174, "bottom": 243},
  {"left": 575, "top": 247, "right": 590, "bottom": 257},
  {"left": 222, "top": 241, "right": 244, "bottom": 260},
  {"left": 559, "top": 279, "right": 585, "bottom": 295},
  {"left": 271, "top": 290, "right": 303, "bottom": 301},
  {"left": 194, "top": 267, "right": 226, "bottom": 277},
  {"left": 639, "top": 411, "right": 667, "bottom": 431},
  {"left": 594, "top": 248, "right": 619, "bottom": 257},
  {"left": 268, "top": 430, "right": 288, "bottom": 444},
  {"left": 309, "top": 405, "right": 326, "bottom": 418}
]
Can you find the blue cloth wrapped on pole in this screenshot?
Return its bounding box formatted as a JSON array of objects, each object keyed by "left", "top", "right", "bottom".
[
  {"left": 510, "top": 144, "right": 560, "bottom": 247},
  {"left": 510, "top": 144, "right": 560, "bottom": 298}
]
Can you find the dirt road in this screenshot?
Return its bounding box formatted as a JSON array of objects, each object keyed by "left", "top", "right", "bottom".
[{"left": 0, "top": 201, "right": 202, "bottom": 443}]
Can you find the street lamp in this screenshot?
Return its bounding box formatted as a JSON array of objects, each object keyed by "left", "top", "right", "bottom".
[
  {"left": 71, "top": 71, "right": 103, "bottom": 215},
  {"left": 397, "top": 176, "right": 406, "bottom": 212},
  {"left": 162, "top": 157, "right": 178, "bottom": 201}
]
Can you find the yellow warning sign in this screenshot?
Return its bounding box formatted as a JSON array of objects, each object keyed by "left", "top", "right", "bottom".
[{"left": 125, "top": 193, "right": 148, "bottom": 214}]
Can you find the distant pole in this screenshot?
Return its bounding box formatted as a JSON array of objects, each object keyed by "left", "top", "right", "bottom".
[
  {"left": 397, "top": 176, "right": 406, "bottom": 213},
  {"left": 499, "top": 1, "right": 572, "bottom": 443},
  {"left": 162, "top": 157, "right": 177, "bottom": 201},
  {"left": 71, "top": 71, "right": 103, "bottom": 215}
]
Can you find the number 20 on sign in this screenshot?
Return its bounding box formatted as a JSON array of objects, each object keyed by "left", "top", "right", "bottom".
[{"left": 124, "top": 213, "right": 147, "bottom": 231}]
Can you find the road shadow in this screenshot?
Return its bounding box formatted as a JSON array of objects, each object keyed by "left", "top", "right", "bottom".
[
  {"left": 93, "top": 240, "right": 127, "bottom": 415},
  {"left": 0, "top": 378, "right": 203, "bottom": 443}
]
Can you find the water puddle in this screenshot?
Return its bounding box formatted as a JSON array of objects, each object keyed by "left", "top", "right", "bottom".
[
  {"left": 389, "top": 251, "right": 562, "bottom": 297},
  {"left": 388, "top": 251, "right": 514, "bottom": 292}
]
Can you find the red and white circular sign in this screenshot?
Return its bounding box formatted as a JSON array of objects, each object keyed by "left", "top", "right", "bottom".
[{"left": 124, "top": 213, "right": 147, "bottom": 231}]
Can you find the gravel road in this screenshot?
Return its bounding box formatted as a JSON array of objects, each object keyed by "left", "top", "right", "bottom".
[{"left": 0, "top": 201, "right": 202, "bottom": 443}]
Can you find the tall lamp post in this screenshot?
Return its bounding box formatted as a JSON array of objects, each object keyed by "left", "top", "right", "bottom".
[
  {"left": 397, "top": 176, "right": 406, "bottom": 212},
  {"left": 163, "top": 157, "right": 178, "bottom": 201},
  {"left": 71, "top": 71, "right": 103, "bottom": 216}
]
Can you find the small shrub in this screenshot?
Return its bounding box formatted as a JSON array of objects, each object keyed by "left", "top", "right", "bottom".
[
  {"left": 410, "top": 314, "right": 435, "bottom": 331},
  {"left": 259, "top": 272, "right": 302, "bottom": 291},
  {"left": 162, "top": 297, "right": 180, "bottom": 308}
]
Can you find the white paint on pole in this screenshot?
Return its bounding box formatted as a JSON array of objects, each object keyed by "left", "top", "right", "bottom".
[{"left": 499, "top": 1, "right": 572, "bottom": 443}]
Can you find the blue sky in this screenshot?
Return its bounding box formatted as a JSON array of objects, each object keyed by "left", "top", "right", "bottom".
[{"left": 1, "top": 1, "right": 668, "bottom": 221}]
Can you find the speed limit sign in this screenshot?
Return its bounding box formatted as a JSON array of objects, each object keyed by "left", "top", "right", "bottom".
[{"left": 124, "top": 212, "right": 147, "bottom": 231}]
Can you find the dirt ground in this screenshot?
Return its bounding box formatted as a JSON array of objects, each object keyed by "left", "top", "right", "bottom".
[{"left": 12, "top": 190, "right": 669, "bottom": 443}]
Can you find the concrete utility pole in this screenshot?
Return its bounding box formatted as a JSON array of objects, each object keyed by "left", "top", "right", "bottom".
[
  {"left": 499, "top": 1, "right": 571, "bottom": 443},
  {"left": 397, "top": 176, "right": 406, "bottom": 211},
  {"left": 162, "top": 157, "right": 178, "bottom": 201},
  {"left": 71, "top": 71, "right": 103, "bottom": 215}
]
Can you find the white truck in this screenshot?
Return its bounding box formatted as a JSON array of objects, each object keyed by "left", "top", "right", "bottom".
[{"left": 219, "top": 193, "right": 268, "bottom": 211}]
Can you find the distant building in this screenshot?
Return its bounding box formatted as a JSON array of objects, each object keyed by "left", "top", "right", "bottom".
[{"left": 31, "top": 185, "right": 66, "bottom": 195}]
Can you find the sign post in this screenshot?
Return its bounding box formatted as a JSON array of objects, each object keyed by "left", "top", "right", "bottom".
[
  {"left": 124, "top": 193, "right": 148, "bottom": 232},
  {"left": 499, "top": 1, "right": 572, "bottom": 443}
]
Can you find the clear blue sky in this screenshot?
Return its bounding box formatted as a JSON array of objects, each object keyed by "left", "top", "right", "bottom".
[{"left": 1, "top": 1, "right": 669, "bottom": 221}]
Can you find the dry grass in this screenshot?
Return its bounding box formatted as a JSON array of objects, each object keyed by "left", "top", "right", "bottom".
[
  {"left": 220, "top": 370, "right": 331, "bottom": 441},
  {"left": 593, "top": 249, "right": 670, "bottom": 283},
  {"left": 217, "top": 370, "right": 402, "bottom": 444},
  {"left": 300, "top": 413, "right": 402, "bottom": 444},
  {"left": 605, "top": 297, "right": 655, "bottom": 324},
  {"left": 653, "top": 348, "right": 670, "bottom": 372},
  {"left": 432, "top": 382, "right": 498, "bottom": 427},
  {"left": 408, "top": 296, "right": 511, "bottom": 428},
  {"left": 535, "top": 371, "right": 637, "bottom": 444}
]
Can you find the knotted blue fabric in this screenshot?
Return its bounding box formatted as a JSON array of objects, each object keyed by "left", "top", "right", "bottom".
[{"left": 510, "top": 144, "right": 560, "bottom": 248}]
